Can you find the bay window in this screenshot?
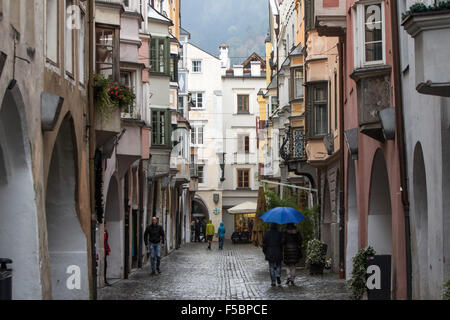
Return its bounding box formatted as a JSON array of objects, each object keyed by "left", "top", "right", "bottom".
[
  {"left": 152, "top": 109, "right": 169, "bottom": 146},
  {"left": 150, "top": 37, "right": 169, "bottom": 74}
]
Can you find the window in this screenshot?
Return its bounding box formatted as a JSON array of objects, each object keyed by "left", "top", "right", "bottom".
[
  {"left": 313, "top": 84, "right": 328, "bottom": 136},
  {"left": 190, "top": 154, "right": 198, "bottom": 177},
  {"left": 65, "top": 0, "right": 74, "bottom": 75},
  {"left": 237, "top": 135, "right": 250, "bottom": 154},
  {"left": 152, "top": 109, "right": 169, "bottom": 146},
  {"left": 293, "top": 68, "right": 304, "bottom": 99},
  {"left": 293, "top": 129, "right": 305, "bottom": 159},
  {"left": 120, "top": 71, "right": 136, "bottom": 115},
  {"left": 354, "top": 2, "right": 385, "bottom": 68},
  {"left": 192, "top": 60, "right": 202, "bottom": 73},
  {"left": 198, "top": 165, "right": 205, "bottom": 184},
  {"left": 96, "top": 27, "right": 117, "bottom": 80},
  {"left": 170, "top": 54, "right": 178, "bottom": 82},
  {"left": 271, "top": 96, "right": 278, "bottom": 114},
  {"left": 237, "top": 169, "right": 250, "bottom": 189},
  {"left": 46, "top": 0, "right": 58, "bottom": 63},
  {"left": 78, "top": 10, "right": 85, "bottom": 84},
  {"left": 237, "top": 94, "right": 249, "bottom": 113},
  {"left": 150, "top": 37, "right": 169, "bottom": 74},
  {"left": 191, "top": 126, "right": 204, "bottom": 145},
  {"left": 191, "top": 92, "right": 204, "bottom": 109},
  {"left": 178, "top": 96, "right": 184, "bottom": 114}
]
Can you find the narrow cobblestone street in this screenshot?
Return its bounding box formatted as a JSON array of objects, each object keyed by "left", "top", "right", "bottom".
[{"left": 99, "top": 241, "right": 349, "bottom": 300}]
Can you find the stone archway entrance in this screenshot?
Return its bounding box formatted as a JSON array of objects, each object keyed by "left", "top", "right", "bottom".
[
  {"left": 412, "top": 142, "right": 429, "bottom": 299},
  {"left": 104, "top": 176, "right": 123, "bottom": 280},
  {"left": 192, "top": 197, "right": 210, "bottom": 241},
  {"left": 346, "top": 159, "right": 358, "bottom": 279},
  {"left": 45, "top": 115, "right": 88, "bottom": 299},
  {"left": 0, "top": 85, "right": 41, "bottom": 299}
]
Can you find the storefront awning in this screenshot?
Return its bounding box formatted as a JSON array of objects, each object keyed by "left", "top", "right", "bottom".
[{"left": 227, "top": 201, "right": 257, "bottom": 214}]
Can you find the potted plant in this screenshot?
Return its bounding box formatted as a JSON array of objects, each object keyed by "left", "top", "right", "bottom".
[
  {"left": 94, "top": 74, "right": 136, "bottom": 118},
  {"left": 306, "top": 239, "right": 327, "bottom": 275},
  {"left": 347, "top": 246, "right": 376, "bottom": 300},
  {"left": 443, "top": 279, "right": 450, "bottom": 300},
  {"left": 108, "top": 83, "right": 136, "bottom": 115},
  {"left": 402, "top": 1, "right": 450, "bottom": 97}
]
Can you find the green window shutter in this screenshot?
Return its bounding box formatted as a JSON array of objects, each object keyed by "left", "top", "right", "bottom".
[
  {"left": 305, "top": 85, "right": 312, "bottom": 139},
  {"left": 305, "top": 0, "right": 315, "bottom": 31},
  {"left": 165, "top": 37, "right": 170, "bottom": 76}
]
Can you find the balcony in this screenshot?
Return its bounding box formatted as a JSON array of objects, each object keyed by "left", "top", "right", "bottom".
[
  {"left": 314, "top": 0, "right": 346, "bottom": 36},
  {"left": 350, "top": 65, "right": 392, "bottom": 142},
  {"left": 402, "top": 10, "right": 450, "bottom": 97}
]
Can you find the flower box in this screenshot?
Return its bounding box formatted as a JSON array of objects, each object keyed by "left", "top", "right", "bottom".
[{"left": 402, "top": 10, "right": 450, "bottom": 97}]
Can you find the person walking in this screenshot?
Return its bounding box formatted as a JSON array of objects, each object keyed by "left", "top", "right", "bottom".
[
  {"left": 248, "top": 219, "right": 254, "bottom": 241},
  {"left": 104, "top": 223, "right": 111, "bottom": 286},
  {"left": 190, "top": 220, "right": 195, "bottom": 242},
  {"left": 217, "top": 222, "right": 226, "bottom": 250},
  {"left": 262, "top": 223, "right": 283, "bottom": 287},
  {"left": 144, "top": 216, "right": 165, "bottom": 275},
  {"left": 282, "top": 223, "right": 303, "bottom": 285},
  {"left": 194, "top": 218, "right": 201, "bottom": 242},
  {"left": 205, "top": 219, "right": 215, "bottom": 250}
]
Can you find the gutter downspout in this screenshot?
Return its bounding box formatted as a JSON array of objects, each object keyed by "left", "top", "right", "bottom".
[
  {"left": 338, "top": 36, "right": 345, "bottom": 279},
  {"left": 391, "top": 0, "right": 412, "bottom": 300},
  {"left": 88, "top": 0, "right": 97, "bottom": 300}
]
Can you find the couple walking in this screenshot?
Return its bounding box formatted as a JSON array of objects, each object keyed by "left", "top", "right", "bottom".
[
  {"left": 205, "top": 220, "right": 226, "bottom": 250},
  {"left": 262, "top": 223, "right": 302, "bottom": 287}
]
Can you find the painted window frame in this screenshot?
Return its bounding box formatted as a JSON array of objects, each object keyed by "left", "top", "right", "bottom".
[
  {"left": 149, "top": 36, "right": 170, "bottom": 75},
  {"left": 237, "top": 134, "right": 250, "bottom": 154},
  {"left": 78, "top": 6, "right": 86, "bottom": 85},
  {"left": 237, "top": 169, "right": 250, "bottom": 189},
  {"left": 65, "top": 0, "right": 75, "bottom": 77},
  {"left": 353, "top": 0, "right": 386, "bottom": 69},
  {"left": 237, "top": 94, "right": 250, "bottom": 114},
  {"left": 192, "top": 60, "right": 202, "bottom": 73},
  {"left": 191, "top": 125, "right": 204, "bottom": 146},
  {"left": 46, "top": 0, "right": 59, "bottom": 65},
  {"left": 191, "top": 92, "right": 204, "bottom": 109},
  {"left": 170, "top": 54, "right": 178, "bottom": 82},
  {"left": 95, "top": 24, "right": 120, "bottom": 81},
  {"left": 151, "top": 109, "right": 170, "bottom": 147}
]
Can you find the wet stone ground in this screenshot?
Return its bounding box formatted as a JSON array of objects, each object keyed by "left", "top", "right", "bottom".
[{"left": 98, "top": 240, "right": 349, "bottom": 300}]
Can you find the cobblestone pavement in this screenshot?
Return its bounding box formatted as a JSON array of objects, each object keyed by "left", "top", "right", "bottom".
[{"left": 98, "top": 241, "right": 349, "bottom": 300}]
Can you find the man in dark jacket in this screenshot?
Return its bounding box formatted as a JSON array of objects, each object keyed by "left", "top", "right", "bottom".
[
  {"left": 144, "top": 216, "right": 165, "bottom": 275},
  {"left": 194, "top": 218, "right": 201, "bottom": 242},
  {"left": 282, "top": 223, "right": 303, "bottom": 285},
  {"left": 262, "top": 223, "right": 283, "bottom": 287}
]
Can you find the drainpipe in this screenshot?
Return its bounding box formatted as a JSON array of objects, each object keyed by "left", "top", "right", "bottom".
[
  {"left": 391, "top": 0, "right": 412, "bottom": 300},
  {"left": 138, "top": 159, "right": 144, "bottom": 268},
  {"left": 88, "top": 0, "right": 97, "bottom": 300},
  {"left": 338, "top": 36, "right": 345, "bottom": 279}
]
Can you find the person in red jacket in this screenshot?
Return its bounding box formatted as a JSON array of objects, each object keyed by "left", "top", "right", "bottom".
[{"left": 104, "top": 223, "right": 111, "bottom": 286}]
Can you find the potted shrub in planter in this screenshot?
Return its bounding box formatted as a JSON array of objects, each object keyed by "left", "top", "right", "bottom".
[
  {"left": 347, "top": 246, "right": 376, "bottom": 300},
  {"left": 402, "top": 1, "right": 450, "bottom": 97},
  {"left": 306, "top": 239, "right": 327, "bottom": 275}
]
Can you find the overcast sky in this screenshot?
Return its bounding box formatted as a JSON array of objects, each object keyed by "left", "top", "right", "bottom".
[{"left": 180, "top": 0, "right": 269, "bottom": 65}]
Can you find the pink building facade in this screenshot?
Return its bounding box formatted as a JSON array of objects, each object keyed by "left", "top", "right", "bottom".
[{"left": 344, "top": 0, "right": 407, "bottom": 299}]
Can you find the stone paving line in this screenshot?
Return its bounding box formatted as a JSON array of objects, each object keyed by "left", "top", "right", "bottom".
[{"left": 98, "top": 240, "right": 349, "bottom": 300}]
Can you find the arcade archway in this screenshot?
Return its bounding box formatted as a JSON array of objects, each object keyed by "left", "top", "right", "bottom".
[
  {"left": 0, "top": 85, "right": 41, "bottom": 299},
  {"left": 45, "top": 115, "right": 88, "bottom": 299},
  {"left": 346, "top": 159, "right": 358, "bottom": 279},
  {"left": 412, "top": 142, "right": 429, "bottom": 299},
  {"left": 104, "top": 176, "right": 123, "bottom": 280}
]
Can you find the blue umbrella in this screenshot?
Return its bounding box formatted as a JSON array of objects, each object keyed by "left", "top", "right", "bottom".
[{"left": 259, "top": 207, "right": 306, "bottom": 224}]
